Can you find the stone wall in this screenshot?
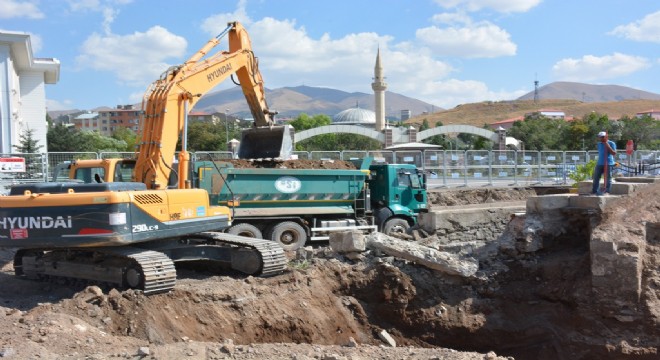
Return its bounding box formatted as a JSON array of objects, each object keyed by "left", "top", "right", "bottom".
[{"left": 417, "top": 202, "right": 526, "bottom": 255}]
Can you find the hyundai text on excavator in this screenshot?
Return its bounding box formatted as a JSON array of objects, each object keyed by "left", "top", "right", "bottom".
[{"left": 0, "top": 22, "right": 291, "bottom": 294}]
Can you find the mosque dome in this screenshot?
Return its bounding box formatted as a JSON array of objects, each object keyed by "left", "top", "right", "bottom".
[{"left": 332, "top": 106, "right": 376, "bottom": 125}]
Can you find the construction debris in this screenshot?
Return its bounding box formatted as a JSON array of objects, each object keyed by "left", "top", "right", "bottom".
[{"left": 366, "top": 232, "right": 479, "bottom": 277}]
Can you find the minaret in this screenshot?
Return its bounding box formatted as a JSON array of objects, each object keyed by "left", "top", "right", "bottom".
[{"left": 371, "top": 48, "right": 387, "bottom": 131}]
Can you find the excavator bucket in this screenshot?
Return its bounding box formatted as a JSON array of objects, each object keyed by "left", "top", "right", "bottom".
[{"left": 237, "top": 125, "right": 293, "bottom": 159}]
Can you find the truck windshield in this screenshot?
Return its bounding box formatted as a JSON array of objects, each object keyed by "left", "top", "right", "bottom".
[{"left": 397, "top": 172, "right": 422, "bottom": 189}]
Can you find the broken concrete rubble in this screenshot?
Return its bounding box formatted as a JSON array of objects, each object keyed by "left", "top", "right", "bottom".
[
  {"left": 377, "top": 330, "right": 397, "bottom": 347},
  {"left": 366, "top": 232, "right": 479, "bottom": 277},
  {"left": 329, "top": 231, "right": 366, "bottom": 253}
]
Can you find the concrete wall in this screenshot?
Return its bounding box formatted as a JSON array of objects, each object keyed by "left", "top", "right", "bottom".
[{"left": 418, "top": 202, "right": 526, "bottom": 255}]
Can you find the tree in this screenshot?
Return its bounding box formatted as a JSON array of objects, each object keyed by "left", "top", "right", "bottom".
[
  {"left": 560, "top": 121, "right": 590, "bottom": 151},
  {"left": 289, "top": 113, "right": 332, "bottom": 130},
  {"left": 13, "top": 127, "right": 43, "bottom": 154},
  {"left": 619, "top": 115, "right": 660, "bottom": 150},
  {"left": 47, "top": 124, "right": 80, "bottom": 151},
  {"left": 13, "top": 127, "right": 44, "bottom": 178},
  {"left": 47, "top": 125, "right": 130, "bottom": 152},
  {"left": 185, "top": 121, "right": 225, "bottom": 151},
  {"left": 112, "top": 127, "right": 138, "bottom": 152},
  {"left": 508, "top": 115, "right": 565, "bottom": 151},
  {"left": 78, "top": 131, "right": 127, "bottom": 152}
]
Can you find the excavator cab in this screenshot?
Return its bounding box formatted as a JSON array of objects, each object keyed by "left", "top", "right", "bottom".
[{"left": 238, "top": 125, "right": 293, "bottom": 159}]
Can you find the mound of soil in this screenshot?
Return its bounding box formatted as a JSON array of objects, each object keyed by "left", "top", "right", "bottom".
[
  {"left": 226, "top": 159, "right": 358, "bottom": 170},
  {"left": 427, "top": 187, "right": 536, "bottom": 206}
]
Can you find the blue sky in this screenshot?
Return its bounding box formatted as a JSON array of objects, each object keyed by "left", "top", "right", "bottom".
[{"left": 2, "top": 0, "right": 660, "bottom": 111}]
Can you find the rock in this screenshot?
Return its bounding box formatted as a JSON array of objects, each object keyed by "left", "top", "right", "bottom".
[
  {"left": 137, "top": 347, "right": 150, "bottom": 356},
  {"left": 323, "top": 354, "right": 345, "bottom": 360},
  {"left": 296, "top": 246, "right": 314, "bottom": 261},
  {"left": 344, "top": 336, "right": 358, "bottom": 347},
  {"left": 344, "top": 252, "right": 364, "bottom": 261},
  {"left": 329, "top": 231, "right": 366, "bottom": 253},
  {"left": 378, "top": 329, "right": 396, "bottom": 347},
  {"left": 484, "top": 351, "right": 498, "bottom": 359},
  {"left": 86, "top": 286, "right": 104, "bottom": 298},
  {"left": 0, "top": 347, "right": 16, "bottom": 357},
  {"left": 221, "top": 339, "right": 235, "bottom": 354}
]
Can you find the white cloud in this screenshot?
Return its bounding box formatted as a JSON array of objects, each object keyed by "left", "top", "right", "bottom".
[
  {"left": 66, "top": 0, "right": 131, "bottom": 35},
  {"left": 46, "top": 98, "right": 75, "bottom": 111},
  {"left": 416, "top": 22, "right": 516, "bottom": 58},
  {"left": 66, "top": 0, "right": 101, "bottom": 11},
  {"left": 194, "top": 11, "right": 521, "bottom": 109},
  {"left": 200, "top": 0, "right": 252, "bottom": 35},
  {"left": 76, "top": 26, "right": 187, "bottom": 87},
  {"left": 431, "top": 12, "right": 472, "bottom": 25},
  {"left": 552, "top": 53, "right": 650, "bottom": 82},
  {"left": 235, "top": 17, "right": 454, "bottom": 98},
  {"left": 28, "top": 32, "right": 42, "bottom": 53},
  {"left": 609, "top": 11, "right": 660, "bottom": 43},
  {"left": 408, "top": 79, "right": 526, "bottom": 108},
  {"left": 66, "top": 0, "right": 132, "bottom": 12},
  {"left": 433, "top": 0, "right": 541, "bottom": 13},
  {"left": 0, "top": 0, "right": 44, "bottom": 19}
]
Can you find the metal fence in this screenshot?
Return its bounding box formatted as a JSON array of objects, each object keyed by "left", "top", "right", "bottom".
[{"left": 1, "top": 149, "right": 657, "bottom": 192}]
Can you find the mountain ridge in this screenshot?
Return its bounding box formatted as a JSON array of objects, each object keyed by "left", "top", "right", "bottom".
[
  {"left": 192, "top": 85, "right": 440, "bottom": 119},
  {"left": 49, "top": 82, "right": 660, "bottom": 126},
  {"left": 518, "top": 81, "right": 660, "bottom": 102}
]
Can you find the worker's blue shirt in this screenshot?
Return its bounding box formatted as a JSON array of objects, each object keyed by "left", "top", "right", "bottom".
[{"left": 597, "top": 140, "right": 616, "bottom": 166}]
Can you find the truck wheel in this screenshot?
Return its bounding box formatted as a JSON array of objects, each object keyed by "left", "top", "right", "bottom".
[
  {"left": 227, "top": 223, "right": 263, "bottom": 238},
  {"left": 269, "top": 221, "right": 307, "bottom": 251},
  {"left": 382, "top": 218, "right": 410, "bottom": 236},
  {"left": 374, "top": 207, "right": 394, "bottom": 228}
]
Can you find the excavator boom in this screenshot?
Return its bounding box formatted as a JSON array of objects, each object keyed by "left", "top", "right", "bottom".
[{"left": 136, "top": 21, "right": 291, "bottom": 190}]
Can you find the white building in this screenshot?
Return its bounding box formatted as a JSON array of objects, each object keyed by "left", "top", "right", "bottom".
[{"left": 0, "top": 31, "right": 60, "bottom": 153}]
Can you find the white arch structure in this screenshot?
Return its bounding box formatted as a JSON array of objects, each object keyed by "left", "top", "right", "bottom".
[
  {"left": 293, "top": 124, "right": 521, "bottom": 149},
  {"left": 294, "top": 124, "right": 385, "bottom": 143},
  {"left": 418, "top": 125, "right": 521, "bottom": 149}
]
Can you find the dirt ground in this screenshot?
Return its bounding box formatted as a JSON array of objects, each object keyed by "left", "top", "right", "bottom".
[{"left": 0, "top": 184, "right": 658, "bottom": 360}]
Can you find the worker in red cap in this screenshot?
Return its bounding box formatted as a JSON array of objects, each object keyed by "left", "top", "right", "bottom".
[{"left": 592, "top": 131, "right": 617, "bottom": 195}]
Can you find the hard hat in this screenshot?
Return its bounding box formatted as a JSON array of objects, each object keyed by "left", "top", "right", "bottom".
[{"left": 597, "top": 131, "right": 607, "bottom": 137}]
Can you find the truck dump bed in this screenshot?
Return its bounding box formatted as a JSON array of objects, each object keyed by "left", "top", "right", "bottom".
[{"left": 195, "top": 162, "right": 370, "bottom": 214}]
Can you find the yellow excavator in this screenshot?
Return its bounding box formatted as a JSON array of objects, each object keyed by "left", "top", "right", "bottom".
[
  {"left": 0, "top": 22, "right": 289, "bottom": 294},
  {"left": 137, "top": 21, "right": 291, "bottom": 190}
]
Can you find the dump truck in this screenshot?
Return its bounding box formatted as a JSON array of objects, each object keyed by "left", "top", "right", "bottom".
[
  {"left": 0, "top": 22, "right": 289, "bottom": 294},
  {"left": 196, "top": 158, "right": 428, "bottom": 250},
  {"left": 54, "top": 157, "right": 429, "bottom": 251}
]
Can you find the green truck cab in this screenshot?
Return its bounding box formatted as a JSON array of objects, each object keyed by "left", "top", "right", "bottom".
[{"left": 367, "top": 163, "right": 428, "bottom": 234}]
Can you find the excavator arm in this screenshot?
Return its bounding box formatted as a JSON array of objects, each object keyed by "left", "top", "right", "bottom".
[{"left": 135, "top": 22, "right": 287, "bottom": 190}]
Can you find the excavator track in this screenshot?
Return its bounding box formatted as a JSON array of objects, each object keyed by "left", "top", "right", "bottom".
[
  {"left": 194, "top": 232, "right": 287, "bottom": 277},
  {"left": 14, "top": 247, "right": 177, "bottom": 295}
]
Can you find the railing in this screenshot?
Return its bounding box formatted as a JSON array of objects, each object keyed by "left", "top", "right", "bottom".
[{"left": 1, "top": 149, "right": 657, "bottom": 193}]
